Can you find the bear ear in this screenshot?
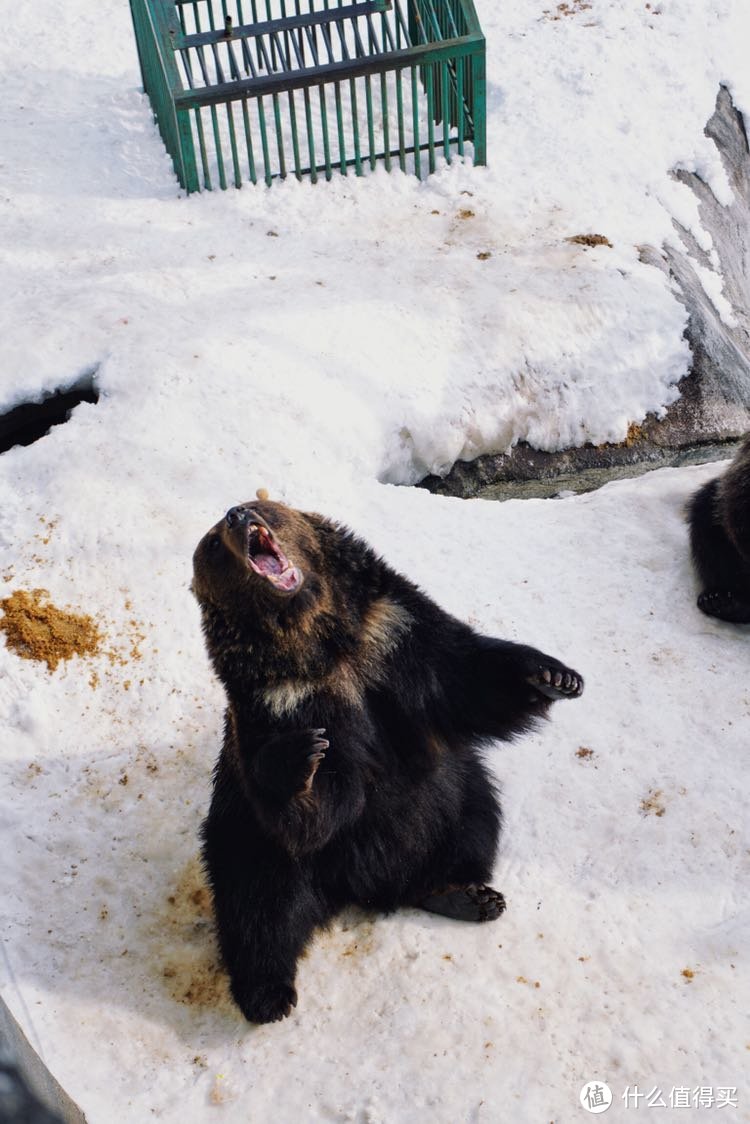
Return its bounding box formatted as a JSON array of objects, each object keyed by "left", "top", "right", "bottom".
[{"left": 256, "top": 487, "right": 270, "bottom": 502}]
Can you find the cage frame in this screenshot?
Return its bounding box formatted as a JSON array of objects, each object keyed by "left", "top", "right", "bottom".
[{"left": 129, "top": 0, "right": 486, "bottom": 190}]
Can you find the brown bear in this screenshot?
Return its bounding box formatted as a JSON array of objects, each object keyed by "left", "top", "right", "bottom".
[
  {"left": 192, "top": 495, "right": 583, "bottom": 1024},
  {"left": 688, "top": 435, "right": 750, "bottom": 622}
]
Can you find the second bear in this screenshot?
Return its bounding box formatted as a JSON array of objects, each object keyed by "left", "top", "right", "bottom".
[{"left": 688, "top": 436, "right": 750, "bottom": 623}]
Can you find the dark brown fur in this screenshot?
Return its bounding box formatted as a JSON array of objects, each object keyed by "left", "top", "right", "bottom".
[
  {"left": 688, "top": 436, "right": 750, "bottom": 622},
  {"left": 193, "top": 498, "right": 583, "bottom": 1023}
]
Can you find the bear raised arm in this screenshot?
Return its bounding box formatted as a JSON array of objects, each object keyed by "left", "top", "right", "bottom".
[{"left": 192, "top": 497, "right": 583, "bottom": 1024}]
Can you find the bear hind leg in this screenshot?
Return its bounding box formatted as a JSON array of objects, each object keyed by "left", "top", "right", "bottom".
[
  {"left": 418, "top": 883, "right": 506, "bottom": 922},
  {"left": 689, "top": 478, "right": 750, "bottom": 621},
  {"left": 415, "top": 764, "right": 504, "bottom": 923}
]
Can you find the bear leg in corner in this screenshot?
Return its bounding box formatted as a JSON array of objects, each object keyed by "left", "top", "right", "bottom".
[
  {"left": 202, "top": 804, "right": 330, "bottom": 1024},
  {"left": 688, "top": 478, "right": 750, "bottom": 622}
]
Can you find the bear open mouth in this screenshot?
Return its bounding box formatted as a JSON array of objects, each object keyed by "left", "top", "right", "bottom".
[{"left": 247, "top": 524, "right": 303, "bottom": 594}]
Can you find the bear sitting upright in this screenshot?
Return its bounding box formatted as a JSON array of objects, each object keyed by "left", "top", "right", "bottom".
[
  {"left": 688, "top": 435, "right": 750, "bottom": 623},
  {"left": 192, "top": 495, "right": 583, "bottom": 1024}
]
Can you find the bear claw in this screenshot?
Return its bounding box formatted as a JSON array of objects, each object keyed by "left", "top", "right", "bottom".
[{"left": 529, "top": 665, "right": 583, "bottom": 700}]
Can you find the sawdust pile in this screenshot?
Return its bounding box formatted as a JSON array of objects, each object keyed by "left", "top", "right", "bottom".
[{"left": 0, "top": 588, "right": 102, "bottom": 671}]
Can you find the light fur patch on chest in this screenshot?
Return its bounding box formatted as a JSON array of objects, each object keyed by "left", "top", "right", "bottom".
[{"left": 260, "top": 597, "right": 412, "bottom": 719}]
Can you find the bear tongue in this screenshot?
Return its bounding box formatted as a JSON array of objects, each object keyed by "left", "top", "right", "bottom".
[{"left": 253, "top": 551, "right": 283, "bottom": 576}]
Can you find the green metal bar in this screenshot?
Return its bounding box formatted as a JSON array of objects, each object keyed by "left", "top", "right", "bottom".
[
  {"left": 303, "top": 86, "right": 318, "bottom": 182},
  {"left": 392, "top": 0, "right": 410, "bottom": 44},
  {"left": 241, "top": 96, "right": 258, "bottom": 183},
  {"left": 280, "top": 0, "right": 291, "bottom": 69},
  {"left": 176, "top": 0, "right": 392, "bottom": 48},
  {"left": 318, "top": 85, "right": 333, "bottom": 179},
  {"left": 265, "top": 0, "right": 278, "bottom": 68},
  {"left": 411, "top": 64, "right": 421, "bottom": 177},
  {"left": 425, "top": 63, "right": 435, "bottom": 173},
  {"left": 334, "top": 81, "right": 348, "bottom": 174},
  {"left": 470, "top": 47, "right": 486, "bottom": 164},
  {"left": 257, "top": 94, "right": 273, "bottom": 184},
  {"left": 288, "top": 90, "right": 303, "bottom": 178},
  {"left": 365, "top": 74, "right": 376, "bottom": 170},
  {"left": 441, "top": 59, "right": 450, "bottom": 162},
  {"left": 262, "top": 136, "right": 441, "bottom": 180},
  {"left": 379, "top": 71, "right": 391, "bottom": 170},
  {"left": 456, "top": 53, "right": 464, "bottom": 155},
  {"left": 210, "top": 103, "right": 227, "bottom": 187},
  {"left": 129, "top": 0, "right": 200, "bottom": 191},
  {"left": 458, "top": 0, "right": 483, "bottom": 36},
  {"left": 226, "top": 101, "right": 243, "bottom": 186},
  {"left": 395, "top": 67, "right": 406, "bottom": 171},
  {"left": 194, "top": 106, "right": 213, "bottom": 188},
  {"left": 175, "top": 35, "right": 484, "bottom": 107},
  {"left": 272, "top": 92, "right": 286, "bottom": 177},
  {"left": 349, "top": 79, "right": 362, "bottom": 175}
]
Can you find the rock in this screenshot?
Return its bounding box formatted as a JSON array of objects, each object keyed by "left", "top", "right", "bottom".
[{"left": 421, "top": 86, "right": 750, "bottom": 501}]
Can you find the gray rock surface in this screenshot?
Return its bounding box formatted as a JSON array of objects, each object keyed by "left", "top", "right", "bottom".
[{"left": 422, "top": 85, "right": 750, "bottom": 501}]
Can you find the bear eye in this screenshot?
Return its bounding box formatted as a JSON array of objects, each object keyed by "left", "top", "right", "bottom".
[{"left": 208, "top": 535, "right": 221, "bottom": 552}]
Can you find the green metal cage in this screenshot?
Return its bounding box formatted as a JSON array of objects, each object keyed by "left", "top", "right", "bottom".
[{"left": 128, "top": 0, "right": 486, "bottom": 190}]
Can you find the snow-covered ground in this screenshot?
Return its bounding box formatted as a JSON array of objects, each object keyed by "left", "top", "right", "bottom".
[{"left": 1, "top": 0, "right": 749, "bottom": 1120}]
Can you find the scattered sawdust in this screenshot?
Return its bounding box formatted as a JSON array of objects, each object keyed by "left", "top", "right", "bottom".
[
  {"left": 0, "top": 588, "right": 102, "bottom": 671},
  {"left": 576, "top": 746, "right": 595, "bottom": 760},
  {"left": 625, "top": 422, "right": 645, "bottom": 444},
  {"left": 156, "top": 858, "right": 230, "bottom": 1011},
  {"left": 543, "top": 1, "right": 592, "bottom": 21},
  {"left": 516, "top": 976, "right": 541, "bottom": 988},
  {"left": 458, "top": 208, "right": 475, "bottom": 219},
  {"left": 161, "top": 954, "right": 227, "bottom": 1008},
  {"left": 566, "top": 233, "right": 613, "bottom": 248},
  {"left": 166, "top": 858, "right": 214, "bottom": 922},
  {"left": 338, "top": 919, "right": 376, "bottom": 959},
  {"left": 681, "top": 967, "right": 695, "bottom": 982},
  {"left": 476, "top": 250, "right": 492, "bottom": 260},
  {"left": 640, "top": 788, "right": 666, "bottom": 817},
  {"left": 36, "top": 515, "right": 58, "bottom": 547}
]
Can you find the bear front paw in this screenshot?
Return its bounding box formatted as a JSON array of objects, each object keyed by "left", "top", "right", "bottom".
[
  {"left": 527, "top": 664, "right": 584, "bottom": 700},
  {"left": 232, "top": 979, "right": 298, "bottom": 1024},
  {"left": 255, "top": 728, "right": 329, "bottom": 799}
]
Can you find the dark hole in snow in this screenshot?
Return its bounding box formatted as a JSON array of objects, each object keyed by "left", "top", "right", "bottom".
[{"left": 0, "top": 369, "right": 99, "bottom": 454}]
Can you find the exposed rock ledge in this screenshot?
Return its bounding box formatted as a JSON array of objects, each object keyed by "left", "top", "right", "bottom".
[{"left": 421, "top": 86, "right": 750, "bottom": 500}]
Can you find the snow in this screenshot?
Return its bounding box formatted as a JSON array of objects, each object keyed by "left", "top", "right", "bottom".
[{"left": 1, "top": 0, "right": 749, "bottom": 1120}]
